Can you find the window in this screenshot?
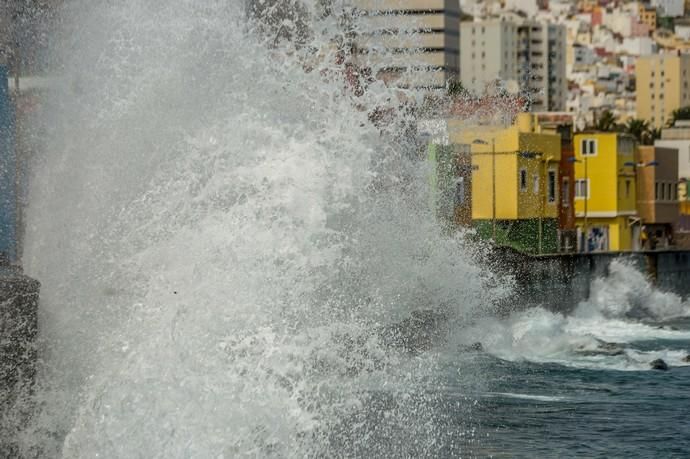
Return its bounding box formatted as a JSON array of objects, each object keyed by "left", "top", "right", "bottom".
[
  {"left": 562, "top": 177, "right": 570, "bottom": 207},
  {"left": 581, "top": 138, "right": 597, "bottom": 155},
  {"left": 575, "top": 179, "right": 589, "bottom": 199},
  {"left": 667, "top": 183, "right": 673, "bottom": 201},
  {"left": 455, "top": 177, "right": 465, "bottom": 206},
  {"left": 548, "top": 170, "right": 556, "bottom": 203},
  {"left": 520, "top": 169, "right": 528, "bottom": 192},
  {"left": 625, "top": 180, "right": 631, "bottom": 198},
  {"left": 533, "top": 174, "right": 540, "bottom": 194},
  {"left": 655, "top": 182, "right": 660, "bottom": 200}
]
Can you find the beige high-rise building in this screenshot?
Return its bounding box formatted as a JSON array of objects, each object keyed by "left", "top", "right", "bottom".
[
  {"left": 636, "top": 53, "right": 690, "bottom": 129},
  {"left": 351, "top": 0, "right": 460, "bottom": 91}
]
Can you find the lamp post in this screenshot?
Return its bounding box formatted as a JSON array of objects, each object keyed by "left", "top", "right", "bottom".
[
  {"left": 472, "top": 138, "right": 496, "bottom": 240},
  {"left": 568, "top": 156, "right": 588, "bottom": 252},
  {"left": 623, "top": 160, "right": 659, "bottom": 250}
]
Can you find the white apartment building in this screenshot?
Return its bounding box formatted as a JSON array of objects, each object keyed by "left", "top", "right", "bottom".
[
  {"left": 459, "top": 20, "right": 519, "bottom": 94},
  {"left": 619, "top": 37, "right": 656, "bottom": 56},
  {"left": 517, "top": 21, "right": 568, "bottom": 111},
  {"left": 352, "top": 0, "right": 460, "bottom": 91},
  {"left": 459, "top": 18, "right": 566, "bottom": 111},
  {"left": 652, "top": 0, "right": 685, "bottom": 17}
]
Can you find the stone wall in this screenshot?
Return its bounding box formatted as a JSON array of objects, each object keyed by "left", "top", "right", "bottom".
[
  {"left": 0, "top": 270, "right": 40, "bottom": 455},
  {"left": 492, "top": 248, "right": 690, "bottom": 314}
]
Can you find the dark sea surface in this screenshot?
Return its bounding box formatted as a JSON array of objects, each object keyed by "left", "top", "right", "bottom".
[{"left": 435, "top": 318, "right": 690, "bottom": 458}]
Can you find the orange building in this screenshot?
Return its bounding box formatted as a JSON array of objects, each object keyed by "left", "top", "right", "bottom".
[
  {"left": 635, "top": 146, "right": 680, "bottom": 249},
  {"left": 638, "top": 5, "right": 657, "bottom": 33}
]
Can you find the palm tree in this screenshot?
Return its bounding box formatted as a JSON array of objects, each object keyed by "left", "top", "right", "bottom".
[
  {"left": 667, "top": 106, "right": 690, "bottom": 127},
  {"left": 595, "top": 110, "right": 619, "bottom": 132},
  {"left": 447, "top": 80, "right": 470, "bottom": 98},
  {"left": 643, "top": 127, "right": 662, "bottom": 145},
  {"left": 624, "top": 118, "right": 650, "bottom": 144}
]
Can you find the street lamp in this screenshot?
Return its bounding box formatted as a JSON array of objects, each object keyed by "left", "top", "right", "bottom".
[
  {"left": 472, "top": 138, "right": 496, "bottom": 240},
  {"left": 568, "top": 156, "right": 588, "bottom": 252}
]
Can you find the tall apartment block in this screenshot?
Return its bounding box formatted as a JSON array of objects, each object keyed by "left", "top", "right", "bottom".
[
  {"left": 459, "top": 19, "right": 567, "bottom": 112},
  {"left": 351, "top": 0, "right": 460, "bottom": 91},
  {"left": 517, "top": 21, "right": 567, "bottom": 112},
  {"left": 459, "top": 20, "right": 519, "bottom": 95},
  {"left": 636, "top": 53, "right": 690, "bottom": 129}
]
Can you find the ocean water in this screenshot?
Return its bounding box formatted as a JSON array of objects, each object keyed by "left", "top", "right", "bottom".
[{"left": 14, "top": 1, "right": 690, "bottom": 457}]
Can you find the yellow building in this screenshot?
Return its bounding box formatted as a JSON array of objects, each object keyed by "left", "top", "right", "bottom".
[
  {"left": 573, "top": 132, "right": 638, "bottom": 251},
  {"left": 636, "top": 54, "right": 690, "bottom": 129},
  {"left": 448, "top": 113, "right": 562, "bottom": 253}
]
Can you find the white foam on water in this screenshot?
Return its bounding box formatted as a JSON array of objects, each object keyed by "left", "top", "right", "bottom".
[
  {"left": 462, "top": 261, "right": 690, "bottom": 372},
  {"left": 20, "top": 1, "right": 508, "bottom": 456},
  {"left": 484, "top": 393, "right": 567, "bottom": 402}
]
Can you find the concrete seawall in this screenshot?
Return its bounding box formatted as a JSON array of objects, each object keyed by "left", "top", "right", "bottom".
[
  {"left": 493, "top": 248, "right": 690, "bottom": 313},
  {"left": 0, "top": 270, "right": 40, "bottom": 455}
]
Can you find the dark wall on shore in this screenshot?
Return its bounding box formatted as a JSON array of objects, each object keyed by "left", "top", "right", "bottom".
[
  {"left": 0, "top": 270, "right": 39, "bottom": 455},
  {"left": 493, "top": 248, "right": 690, "bottom": 314}
]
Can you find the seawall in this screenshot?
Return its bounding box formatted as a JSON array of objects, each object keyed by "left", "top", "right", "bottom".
[
  {"left": 493, "top": 248, "right": 690, "bottom": 314},
  {"left": 0, "top": 270, "right": 40, "bottom": 454}
]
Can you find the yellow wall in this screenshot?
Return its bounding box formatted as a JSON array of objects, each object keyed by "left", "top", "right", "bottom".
[
  {"left": 573, "top": 132, "right": 637, "bottom": 251},
  {"left": 575, "top": 216, "right": 633, "bottom": 251},
  {"left": 471, "top": 153, "right": 518, "bottom": 219},
  {"left": 573, "top": 133, "right": 636, "bottom": 214},
  {"left": 449, "top": 115, "right": 561, "bottom": 221}
]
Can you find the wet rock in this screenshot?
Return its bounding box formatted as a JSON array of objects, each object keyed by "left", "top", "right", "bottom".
[
  {"left": 575, "top": 341, "right": 625, "bottom": 357},
  {"left": 682, "top": 355, "right": 690, "bottom": 363},
  {"left": 377, "top": 309, "right": 448, "bottom": 355},
  {"left": 459, "top": 342, "right": 484, "bottom": 353},
  {"left": 650, "top": 359, "right": 669, "bottom": 371}
]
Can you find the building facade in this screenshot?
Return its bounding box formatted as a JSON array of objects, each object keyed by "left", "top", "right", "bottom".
[
  {"left": 656, "top": 119, "right": 690, "bottom": 179},
  {"left": 517, "top": 21, "right": 568, "bottom": 112},
  {"left": 636, "top": 53, "right": 690, "bottom": 129},
  {"left": 635, "top": 146, "right": 680, "bottom": 249},
  {"left": 448, "top": 113, "right": 562, "bottom": 253},
  {"left": 427, "top": 143, "right": 472, "bottom": 230},
  {"left": 459, "top": 20, "right": 519, "bottom": 95},
  {"left": 352, "top": 0, "right": 460, "bottom": 91},
  {"left": 573, "top": 132, "right": 638, "bottom": 252},
  {"left": 459, "top": 18, "right": 567, "bottom": 111},
  {"left": 638, "top": 5, "right": 657, "bottom": 32},
  {"left": 536, "top": 112, "right": 577, "bottom": 251}
]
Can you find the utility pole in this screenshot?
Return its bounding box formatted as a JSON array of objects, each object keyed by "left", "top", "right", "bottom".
[
  {"left": 583, "top": 155, "right": 588, "bottom": 252},
  {"left": 492, "top": 137, "right": 496, "bottom": 240}
]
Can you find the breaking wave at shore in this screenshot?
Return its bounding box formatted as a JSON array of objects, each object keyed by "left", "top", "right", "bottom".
[
  {"left": 461, "top": 261, "right": 690, "bottom": 372},
  {"left": 20, "top": 1, "right": 507, "bottom": 456}
]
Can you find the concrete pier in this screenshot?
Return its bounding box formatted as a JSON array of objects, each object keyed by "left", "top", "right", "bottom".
[{"left": 0, "top": 269, "right": 40, "bottom": 455}]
